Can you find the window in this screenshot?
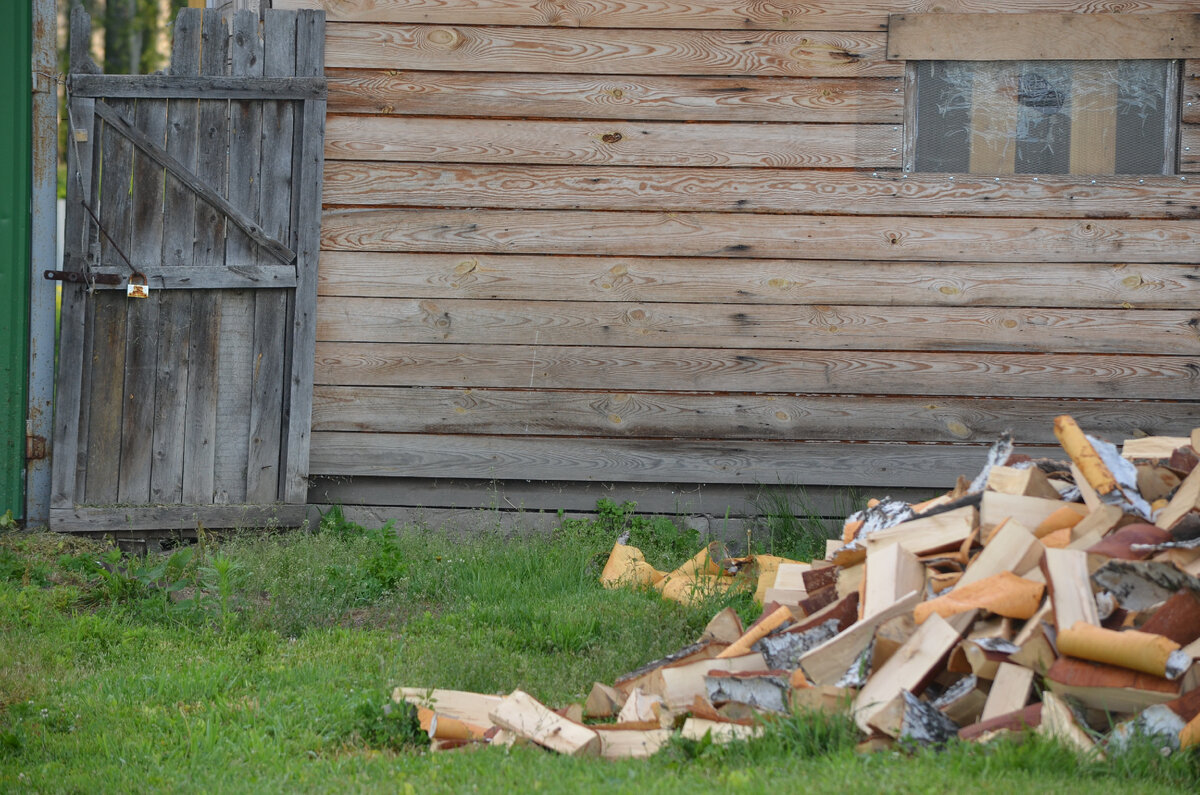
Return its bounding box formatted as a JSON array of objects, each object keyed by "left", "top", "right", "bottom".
[{"left": 910, "top": 60, "right": 1178, "bottom": 175}]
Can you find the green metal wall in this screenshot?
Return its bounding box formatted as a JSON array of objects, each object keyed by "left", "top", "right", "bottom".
[{"left": 0, "top": 2, "right": 32, "bottom": 519}]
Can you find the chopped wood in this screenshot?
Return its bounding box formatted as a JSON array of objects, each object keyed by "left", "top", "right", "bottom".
[
  {"left": 957, "top": 520, "right": 1043, "bottom": 588},
  {"left": 1039, "top": 691, "right": 1102, "bottom": 759},
  {"left": 1122, "top": 436, "right": 1191, "bottom": 461},
  {"left": 718, "top": 604, "right": 793, "bottom": 658},
  {"left": 393, "top": 688, "right": 502, "bottom": 728},
  {"left": 706, "top": 669, "right": 792, "bottom": 713},
  {"left": 855, "top": 733, "right": 897, "bottom": 753},
  {"left": 1033, "top": 504, "right": 1089, "bottom": 538},
  {"left": 773, "top": 562, "right": 812, "bottom": 591},
  {"left": 873, "top": 613, "right": 917, "bottom": 670},
  {"left": 798, "top": 590, "right": 921, "bottom": 687},
  {"left": 680, "top": 717, "right": 763, "bottom": 744},
  {"left": 752, "top": 554, "right": 802, "bottom": 604},
  {"left": 655, "top": 652, "right": 768, "bottom": 709},
  {"left": 864, "top": 505, "right": 978, "bottom": 557},
  {"left": 763, "top": 587, "right": 808, "bottom": 608},
  {"left": 961, "top": 638, "right": 1019, "bottom": 680},
  {"left": 701, "top": 606, "right": 745, "bottom": 645},
  {"left": 864, "top": 542, "right": 924, "bottom": 619},
  {"left": 802, "top": 566, "right": 839, "bottom": 594},
  {"left": 852, "top": 612, "right": 963, "bottom": 733},
  {"left": 931, "top": 674, "right": 988, "bottom": 726},
  {"left": 1136, "top": 464, "right": 1182, "bottom": 503},
  {"left": 794, "top": 584, "right": 838, "bottom": 616},
  {"left": 1042, "top": 548, "right": 1100, "bottom": 628},
  {"left": 791, "top": 685, "right": 853, "bottom": 715},
  {"left": 753, "top": 618, "right": 841, "bottom": 670},
  {"left": 617, "top": 688, "right": 664, "bottom": 724},
  {"left": 915, "top": 572, "right": 1044, "bottom": 625},
  {"left": 870, "top": 689, "right": 959, "bottom": 745},
  {"left": 982, "top": 493, "right": 1071, "bottom": 531},
  {"left": 1156, "top": 465, "right": 1200, "bottom": 534},
  {"left": 584, "top": 682, "right": 625, "bottom": 719},
  {"left": 1138, "top": 589, "right": 1200, "bottom": 646},
  {"left": 1091, "top": 560, "right": 1200, "bottom": 612},
  {"left": 1045, "top": 657, "right": 1180, "bottom": 714},
  {"left": 417, "top": 707, "right": 488, "bottom": 741},
  {"left": 959, "top": 703, "right": 1043, "bottom": 742},
  {"left": 784, "top": 591, "right": 859, "bottom": 636},
  {"left": 837, "top": 562, "right": 866, "bottom": 600},
  {"left": 488, "top": 690, "right": 600, "bottom": 757},
  {"left": 982, "top": 663, "right": 1036, "bottom": 722},
  {"left": 988, "top": 465, "right": 1062, "bottom": 500},
  {"left": 614, "top": 641, "right": 721, "bottom": 695},
  {"left": 597, "top": 728, "right": 673, "bottom": 760},
  {"left": 1087, "top": 523, "right": 1171, "bottom": 561}
]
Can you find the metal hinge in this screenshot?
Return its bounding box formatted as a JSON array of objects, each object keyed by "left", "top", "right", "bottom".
[{"left": 26, "top": 434, "right": 47, "bottom": 461}]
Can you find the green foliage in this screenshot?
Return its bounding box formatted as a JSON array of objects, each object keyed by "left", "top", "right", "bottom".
[
  {"left": 555, "top": 499, "right": 701, "bottom": 572},
  {"left": 750, "top": 486, "right": 856, "bottom": 561}
]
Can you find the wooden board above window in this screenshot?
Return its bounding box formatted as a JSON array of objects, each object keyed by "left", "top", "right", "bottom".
[{"left": 889, "top": 13, "right": 1200, "bottom": 61}]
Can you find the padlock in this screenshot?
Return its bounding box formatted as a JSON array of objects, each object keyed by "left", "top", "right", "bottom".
[{"left": 126, "top": 272, "right": 150, "bottom": 299}]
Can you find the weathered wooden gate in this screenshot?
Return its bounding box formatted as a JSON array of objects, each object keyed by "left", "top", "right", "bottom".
[{"left": 50, "top": 7, "right": 325, "bottom": 532}]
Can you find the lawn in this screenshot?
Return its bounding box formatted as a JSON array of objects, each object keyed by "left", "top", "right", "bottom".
[{"left": 1, "top": 503, "right": 1196, "bottom": 793}]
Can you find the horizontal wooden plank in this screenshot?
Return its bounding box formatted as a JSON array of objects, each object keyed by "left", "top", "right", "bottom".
[
  {"left": 327, "top": 70, "right": 903, "bottom": 122},
  {"left": 312, "top": 386, "right": 1200, "bottom": 444},
  {"left": 314, "top": 342, "right": 1200, "bottom": 399},
  {"left": 324, "top": 23, "right": 899, "bottom": 77},
  {"left": 320, "top": 209, "right": 1200, "bottom": 263},
  {"left": 309, "top": 432, "right": 1057, "bottom": 487},
  {"left": 325, "top": 116, "right": 900, "bottom": 168},
  {"left": 322, "top": 163, "right": 1200, "bottom": 218},
  {"left": 1182, "top": 125, "right": 1200, "bottom": 172},
  {"left": 68, "top": 74, "right": 326, "bottom": 100},
  {"left": 316, "top": 297, "right": 1200, "bottom": 354},
  {"left": 90, "top": 265, "right": 297, "bottom": 290},
  {"left": 888, "top": 12, "right": 1200, "bottom": 60},
  {"left": 279, "top": 0, "right": 1200, "bottom": 31},
  {"left": 317, "top": 253, "right": 1200, "bottom": 309},
  {"left": 308, "top": 476, "right": 894, "bottom": 519},
  {"left": 49, "top": 504, "right": 310, "bottom": 533}
]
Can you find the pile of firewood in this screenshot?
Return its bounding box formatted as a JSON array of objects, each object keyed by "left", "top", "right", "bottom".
[{"left": 392, "top": 417, "right": 1200, "bottom": 759}]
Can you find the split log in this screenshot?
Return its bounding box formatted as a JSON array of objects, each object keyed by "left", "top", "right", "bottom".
[
  {"left": 597, "top": 728, "right": 672, "bottom": 759},
  {"left": 655, "top": 652, "right": 767, "bottom": 709},
  {"left": 615, "top": 641, "right": 722, "bottom": 695},
  {"left": 957, "top": 520, "right": 1043, "bottom": 588},
  {"left": 1057, "top": 622, "right": 1189, "bottom": 679},
  {"left": 680, "top": 717, "right": 763, "bottom": 743},
  {"left": 1156, "top": 465, "right": 1200, "bottom": 535},
  {"left": 1091, "top": 559, "right": 1200, "bottom": 612},
  {"left": 753, "top": 617, "right": 841, "bottom": 670},
  {"left": 700, "top": 606, "right": 744, "bottom": 645},
  {"left": 1042, "top": 548, "right": 1100, "bottom": 628},
  {"left": 706, "top": 669, "right": 792, "bottom": 713},
  {"left": 981, "top": 493, "right": 1071, "bottom": 531},
  {"left": 931, "top": 674, "right": 987, "bottom": 726},
  {"left": 864, "top": 542, "right": 924, "bottom": 619},
  {"left": 584, "top": 682, "right": 625, "bottom": 718},
  {"left": 981, "top": 663, "right": 1036, "bottom": 722},
  {"left": 616, "top": 687, "right": 664, "bottom": 724},
  {"left": 988, "top": 465, "right": 1062, "bottom": 500},
  {"left": 1045, "top": 657, "right": 1179, "bottom": 714},
  {"left": 488, "top": 690, "right": 600, "bottom": 756},
  {"left": 864, "top": 505, "right": 978, "bottom": 557},
  {"left": 1138, "top": 589, "right": 1200, "bottom": 646},
  {"left": 393, "top": 687, "right": 502, "bottom": 727},
  {"left": 870, "top": 689, "right": 959, "bottom": 745},
  {"left": 1039, "top": 691, "right": 1101, "bottom": 758},
  {"left": 959, "top": 703, "right": 1043, "bottom": 741},
  {"left": 798, "top": 590, "right": 920, "bottom": 686}
]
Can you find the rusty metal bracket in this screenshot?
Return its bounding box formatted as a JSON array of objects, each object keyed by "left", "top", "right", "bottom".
[
  {"left": 26, "top": 434, "right": 47, "bottom": 461},
  {"left": 43, "top": 269, "right": 121, "bottom": 286}
]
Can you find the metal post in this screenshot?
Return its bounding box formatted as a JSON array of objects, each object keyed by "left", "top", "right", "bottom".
[{"left": 28, "top": 0, "right": 57, "bottom": 528}]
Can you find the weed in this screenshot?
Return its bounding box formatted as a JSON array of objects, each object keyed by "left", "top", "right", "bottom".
[
  {"left": 751, "top": 486, "right": 849, "bottom": 561},
  {"left": 555, "top": 499, "right": 701, "bottom": 572}
]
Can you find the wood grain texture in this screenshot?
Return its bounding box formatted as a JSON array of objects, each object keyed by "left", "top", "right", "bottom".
[
  {"left": 313, "top": 342, "right": 1200, "bottom": 399},
  {"left": 1183, "top": 67, "right": 1199, "bottom": 123},
  {"left": 317, "top": 253, "right": 1200, "bottom": 309},
  {"left": 276, "top": 0, "right": 1200, "bottom": 31},
  {"left": 321, "top": 163, "right": 1200, "bottom": 218},
  {"left": 1182, "top": 125, "right": 1200, "bottom": 171},
  {"left": 323, "top": 23, "right": 899, "bottom": 77},
  {"left": 315, "top": 297, "right": 1200, "bottom": 355},
  {"left": 309, "top": 431, "right": 1060, "bottom": 487},
  {"left": 325, "top": 116, "right": 900, "bottom": 168},
  {"left": 888, "top": 12, "right": 1200, "bottom": 60},
  {"left": 311, "top": 386, "right": 1200, "bottom": 444},
  {"left": 50, "top": 504, "right": 309, "bottom": 533},
  {"left": 84, "top": 294, "right": 128, "bottom": 504},
  {"left": 319, "top": 208, "right": 1200, "bottom": 264},
  {"left": 327, "top": 70, "right": 903, "bottom": 122}
]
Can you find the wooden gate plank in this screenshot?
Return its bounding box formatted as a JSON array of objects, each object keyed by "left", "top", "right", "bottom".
[
  {"left": 319, "top": 208, "right": 1200, "bottom": 264},
  {"left": 282, "top": 8, "right": 327, "bottom": 503},
  {"left": 326, "top": 70, "right": 904, "bottom": 123},
  {"left": 324, "top": 116, "right": 901, "bottom": 168},
  {"left": 316, "top": 252, "right": 1200, "bottom": 309},
  {"left": 247, "top": 10, "right": 300, "bottom": 504},
  {"left": 313, "top": 342, "right": 1200, "bottom": 400},
  {"left": 150, "top": 10, "right": 201, "bottom": 504},
  {"left": 323, "top": 24, "right": 899, "bottom": 78},
  {"left": 321, "top": 163, "right": 1200, "bottom": 219},
  {"left": 182, "top": 9, "right": 230, "bottom": 505},
  {"left": 117, "top": 94, "right": 168, "bottom": 503},
  {"left": 315, "top": 297, "right": 1200, "bottom": 355},
  {"left": 214, "top": 10, "right": 265, "bottom": 506}
]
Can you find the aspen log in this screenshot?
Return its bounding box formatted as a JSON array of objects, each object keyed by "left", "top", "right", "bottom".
[{"left": 1054, "top": 415, "right": 1117, "bottom": 496}]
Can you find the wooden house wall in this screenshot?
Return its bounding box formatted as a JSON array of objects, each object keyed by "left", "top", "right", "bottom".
[{"left": 277, "top": 0, "right": 1200, "bottom": 526}]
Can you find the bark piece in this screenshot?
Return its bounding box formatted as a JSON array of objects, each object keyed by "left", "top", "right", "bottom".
[
  {"left": 802, "top": 565, "right": 839, "bottom": 594},
  {"left": 417, "top": 707, "right": 488, "bottom": 741},
  {"left": 798, "top": 590, "right": 921, "bottom": 687},
  {"left": 752, "top": 554, "right": 803, "bottom": 604},
  {"left": 981, "top": 662, "right": 1035, "bottom": 722},
  {"left": 1091, "top": 559, "right": 1200, "bottom": 611},
  {"left": 700, "top": 606, "right": 744, "bottom": 645},
  {"left": 1055, "top": 415, "right": 1151, "bottom": 519},
  {"left": 1057, "top": 621, "right": 1187, "bottom": 679},
  {"left": 706, "top": 669, "right": 791, "bottom": 713},
  {"left": 959, "top": 703, "right": 1043, "bottom": 741},
  {"left": 658, "top": 573, "right": 735, "bottom": 606},
  {"left": 488, "top": 690, "right": 600, "bottom": 756},
  {"left": 1109, "top": 704, "right": 1185, "bottom": 753},
  {"left": 615, "top": 641, "right": 721, "bottom": 695},
  {"left": 1088, "top": 523, "right": 1173, "bottom": 561},
  {"left": 852, "top": 612, "right": 963, "bottom": 733},
  {"left": 785, "top": 591, "right": 859, "bottom": 636},
  {"left": 1042, "top": 548, "right": 1100, "bottom": 628},
  {"left": 584, "top": 682, "right": 625, "bottom": 719},
  {"left": 753, "top": 618, "right": 841, "bottom": 671},
  {"left": 1181, "top": 711, "right": 1200, "bottom": 749},
  {"left": 1138, "top": 588, "right": 1200, "bottom": 646},
  {"left": 931, "top": 674, "right": 988, "bottom": 726},
  {"left": 794, "top": 584, "right": 838, "bottom": 616},
  {"left": 600, "top": 542, "right": 660, "bottom": 589},
  {"left": 915, "top": 571, "right": 1044, "bottom": 624},
  {"left": 1033, "top": 504, "right": 1089, "bottom": 538}
]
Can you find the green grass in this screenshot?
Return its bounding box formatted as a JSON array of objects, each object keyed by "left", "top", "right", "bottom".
[{"left": 2, "top": 506, "right": 1197, "bottom": 793}]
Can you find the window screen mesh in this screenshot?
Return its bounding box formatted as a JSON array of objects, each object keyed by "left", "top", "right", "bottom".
[{"left": 913, "top": 61, "right": 1173, "bottom": 175}]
